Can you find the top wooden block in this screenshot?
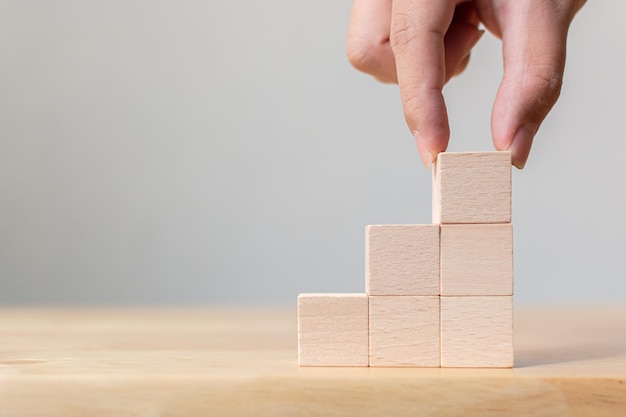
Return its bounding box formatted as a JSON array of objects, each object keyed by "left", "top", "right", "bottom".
[{"left": 432, "top": 151, "right": 512, "bottom": 224}]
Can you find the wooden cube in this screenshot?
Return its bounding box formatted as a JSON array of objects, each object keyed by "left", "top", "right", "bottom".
[
  {"left": 440, "top": 296, "right": 513, "bottom": 368},
  {"left": 298, "top": 293, "right": 368, "bottom": 366},
  {"left": 440, "top": 224, "right": 513, "bottom": 296},
  {"left": 366, "top": 225, "right": 440, "bottom": 296},
  {"left": 432, "top": 151, "right": 511, "bottom": 224},
  {"left": 369, "top": 296, "right": 440, "bottom": 367}
]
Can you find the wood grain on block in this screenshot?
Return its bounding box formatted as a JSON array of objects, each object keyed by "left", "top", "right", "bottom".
[
  {"left": 441, "top": 296, "right": 513, "bottom": 368},
  {"left": 369, "top": 296, "right": 440, "bottom": 367},
  {"left": 298, "top": 293, "right": 368, "bottom": 367},
  {"left": 440, "top": 224, "right": 513, "bottom": 296},
  {"left": 366, "top": 225, "right": 440, "bottom": 296},
  {"left": 432, "top": 151, "right": 511, "bottom": 224}
]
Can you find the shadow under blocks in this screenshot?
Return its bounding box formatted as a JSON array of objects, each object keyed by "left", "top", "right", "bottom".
[{"left": 297, "top": 151, "right": 513, "bottom": 368}]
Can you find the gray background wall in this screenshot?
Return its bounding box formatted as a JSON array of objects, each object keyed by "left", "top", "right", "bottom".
[{"left": 0, "top": 1, "right": 624, "bottom": 306}]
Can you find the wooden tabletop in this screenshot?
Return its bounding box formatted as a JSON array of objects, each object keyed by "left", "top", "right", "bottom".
[{"left": 1, "top": 307, "right": 625, "bottom": 416}]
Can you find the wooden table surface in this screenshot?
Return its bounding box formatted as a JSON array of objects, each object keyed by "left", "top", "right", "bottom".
[{"left": 1, "top": 307, "right": 625, "bottom": 416}]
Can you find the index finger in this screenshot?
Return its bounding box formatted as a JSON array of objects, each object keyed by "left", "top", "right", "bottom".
[{"left": 390, "top": 0, "right": 457, "bottom": 167}]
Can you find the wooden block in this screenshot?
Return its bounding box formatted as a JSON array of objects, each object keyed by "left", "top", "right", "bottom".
[
  {"left": 298, "top": 293, "right": 368, "bottom": 367},
  {"left": 366, "top": 225, "right": 440, "bottom": 296},
  {"left": 441, "top": 296, "right": 513, "bottom": 368},
  {"left": 432, "top": 151, "right": 511, "bottom": 224},
  {"left": 440, "top": 224, "right": 513, "bottom": 296},
  {"left": 369, "top": 296, "right": 440, "bottom": 367}
]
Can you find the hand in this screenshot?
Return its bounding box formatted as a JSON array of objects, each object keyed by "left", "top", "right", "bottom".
[{"left": 347, "top": 0, "right": 586, "bottom": 169}]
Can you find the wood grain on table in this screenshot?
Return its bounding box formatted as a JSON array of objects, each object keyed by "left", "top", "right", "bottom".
[{"left": 0, "top": 307, "right": 625, "bottom": 416}]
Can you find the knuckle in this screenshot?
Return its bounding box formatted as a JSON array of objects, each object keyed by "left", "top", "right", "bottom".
[
  {"left": 400, "top": 95, "right": 424, "bottom": 125},
  {"left": 389, "top": 13, "right": 419, "bottom": 51},
  {"left": 552, "top": 0, "right": 585, "bottom": 22},
  {"left": 402, "top": 95, "right": 421, "bottom": 115},
  {"left": 346, "top": 36, "right": 381, "bottom": 74},
  {"left": 527, "top": 68, "right": 563, "bottom": 106}
]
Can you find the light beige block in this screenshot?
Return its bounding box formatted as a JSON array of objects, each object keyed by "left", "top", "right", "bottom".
[
  {"left": 366, "top": 225, "right": 440, "bottom": 296},
  {"left": 298, "top": 293, "right": 368, "bottom": 367},
  {"left": 369, "top": 296, "right": 440, "bottom": 367},
  {"left": 432, "top": 151, "right": 511, "bottom": 224},
  {"left": 440, "top": 224, "right": 513, "bottom": 296},
  {"left": 441, "top": 296, "right": 514, "bottom": 368}
]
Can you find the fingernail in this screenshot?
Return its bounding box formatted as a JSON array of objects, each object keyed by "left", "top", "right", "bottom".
[
  {"left": 508, "top": 124, "right": 537, "bottom": 169},
  {"left": 414, "top": 130, "right": 436, "bottom": 169}
]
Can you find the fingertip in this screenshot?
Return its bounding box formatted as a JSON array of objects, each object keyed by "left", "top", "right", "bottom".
[
  {"left": 414, "top": 121, "right": 449, "bottom": 169},
  {"left": 490, "top": 83, "right": 534, "bottom": 168},
  {"left": 402, "top": 87, "right": 450, "bottom": 169},
  {"left": 508, "top": 124, "right": 536, "bottom": 169},
  {"left": 415, "top": 131, "right": 436, "bottom": 169}
]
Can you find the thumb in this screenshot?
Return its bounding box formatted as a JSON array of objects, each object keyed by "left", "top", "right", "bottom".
[{"left": 491, "top": 4, "right": 569, "bottom": 169}]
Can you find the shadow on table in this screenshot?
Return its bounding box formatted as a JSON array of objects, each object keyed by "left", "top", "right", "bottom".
[{"left": 515, "top": 342, "right": 626, "bottom": 368}]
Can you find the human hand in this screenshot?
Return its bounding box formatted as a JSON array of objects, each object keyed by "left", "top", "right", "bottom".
[{"left": 347, "top": 0, "right": 586, "bottom": 168}]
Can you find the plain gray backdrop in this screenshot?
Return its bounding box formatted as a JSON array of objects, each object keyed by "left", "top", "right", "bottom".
[{"left": 0, "top": 2, "right": 624, "bottom": 306}]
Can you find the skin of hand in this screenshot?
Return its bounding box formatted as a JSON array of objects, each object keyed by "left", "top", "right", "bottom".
[{"left": 347, "top": 0, "right": 586, "bottom": 169}]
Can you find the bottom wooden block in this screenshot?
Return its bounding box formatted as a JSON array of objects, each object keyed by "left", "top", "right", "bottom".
[
  {"left": 369, "top": 296, "right": 440, "bottom": 367},
  {"left": 441, "top": 296, "right": 513, "bottom": 368},
  {"left": 298, "top": 293, "right": 369, "bottom": 367}
]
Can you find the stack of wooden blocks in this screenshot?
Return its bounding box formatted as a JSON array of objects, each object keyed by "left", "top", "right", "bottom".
[{"left": 298, "top": 151, "right": 513, "bottom": 368}]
